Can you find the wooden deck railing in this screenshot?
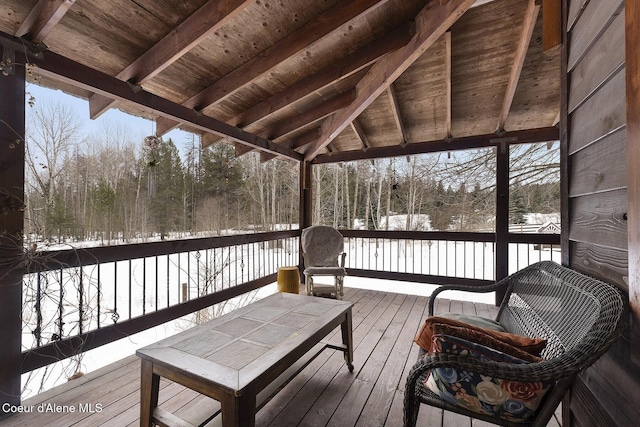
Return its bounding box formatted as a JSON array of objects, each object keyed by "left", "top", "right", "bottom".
[
  {"left": 21, "top": 230, "right": 299, "bottom": 373},
  {"left": 20, "top": 229, "right": 559, "bottom": 374}
]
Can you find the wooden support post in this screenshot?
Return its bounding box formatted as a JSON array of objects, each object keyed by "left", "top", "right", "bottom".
[
  {"left": 495, "top": 142, "right": 510, "bottom": 305},
  {"left": 0, "top": 44, "right": 26, "bottom": 417},
  {"left": 626, "top": 0, "right": 640, "bottom": 365},
  {"left": 560, "top": 0, "right": 570, "bottom": 269},
  {"left": 299, "top": 161, "right": 312, "bottom": 271}
]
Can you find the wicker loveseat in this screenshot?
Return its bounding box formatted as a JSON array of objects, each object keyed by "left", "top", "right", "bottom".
[{"left": 404, "top": 261, "right": 627, "bottom": 427}]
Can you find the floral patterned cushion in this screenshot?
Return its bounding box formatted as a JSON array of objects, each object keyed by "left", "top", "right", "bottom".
[{"left": 424, "top": 334, "right": 554, "bottom": 423}]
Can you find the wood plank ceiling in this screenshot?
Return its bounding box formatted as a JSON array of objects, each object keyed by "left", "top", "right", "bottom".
[{"left": 0, "top": 0, "right": 560, "bottom": 163}]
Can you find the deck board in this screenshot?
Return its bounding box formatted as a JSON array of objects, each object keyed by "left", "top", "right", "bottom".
[{"left": 1, "top": 287, "right": 562, "bottom": 427}]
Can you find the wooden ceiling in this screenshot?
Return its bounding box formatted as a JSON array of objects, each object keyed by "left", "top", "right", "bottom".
[{"left": 0, "top": 0, "right": 560, "bottom": 163}]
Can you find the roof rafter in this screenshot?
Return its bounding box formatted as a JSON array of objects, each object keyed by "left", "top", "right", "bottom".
[
  {"left": 227, "top": 69, "right": 366, "bottom": 152},
  {"left": 88, "top": 0, "right": 253, "bottom": 119},
  {"left": 154, "top": 0, "right": 392, "bottom": 136},
  {"left": 260, "top": 127, "right": 321, "bottom": 162},
  {"left": 8, "top": 32, "right": 302, "bottom": 161},
  {"left": 232, "top": 23, "right": 414, "bottom": 129},
  {"left": 15, "top": 0, "right": 75, "bottom": 44},
  {"left": 234, "top": 90, "right": 356, "bottom": 156},
  {"left": 387, "top": 83, "right": 408, "bottom": 144},
  {"left": 350, "top": 118, "right": 372, "bottom": 150},
  {"left": 496, "top": 0, "right": 540, "bottom": 133},
  {"left": 303, "top": 0, "right": 477, "bottom": 161}
]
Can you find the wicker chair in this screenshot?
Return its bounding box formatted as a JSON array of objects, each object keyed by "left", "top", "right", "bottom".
[
  {"left": 301, "top": 225, "right": 347, "bottom": 299},
  {"left": 404, "top": 261, "right": 627, "bottom": 427}
]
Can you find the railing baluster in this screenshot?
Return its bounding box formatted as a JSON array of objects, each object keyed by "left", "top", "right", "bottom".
[
  {"left": 79, "top": 266, "right": 84, "bottom": 335},
  {"left": 35, "top": 273, "right": 42, "bottom": 347},
  {"left": 59, "top": 269, "right": 64, "bottom": 337},
  {"left": 97, "top": 264, "right": 101, "bottom": 329},
  {"left": 155, "top": 256, "right": 159, "bottom": 311}
]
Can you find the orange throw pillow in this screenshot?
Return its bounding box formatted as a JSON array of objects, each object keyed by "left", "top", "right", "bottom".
[{"left": 415, "top": 315, "right": 547, "bottom": 356}]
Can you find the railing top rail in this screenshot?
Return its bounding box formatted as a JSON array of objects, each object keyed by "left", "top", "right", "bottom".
[
  {"left": 26, "top": 229, "right": 301, "bottom": 273},
  {"left": 340, "top": 229, "right": 496, "bottom": 242},
  {"left": 339, "top": 229, "right": 560, "bottom": 244}
]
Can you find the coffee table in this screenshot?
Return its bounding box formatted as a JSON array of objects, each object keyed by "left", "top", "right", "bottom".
[{"left": 137, "top": 292, "right": 354, "bottom": 427}]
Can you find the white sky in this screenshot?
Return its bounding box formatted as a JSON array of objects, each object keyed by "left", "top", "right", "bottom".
[{"left": 26, "top": 83, "right": 199, "bottom": 158}]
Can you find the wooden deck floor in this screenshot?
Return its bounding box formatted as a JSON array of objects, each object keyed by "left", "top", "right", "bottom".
[{"left": 1, "top": 287, "right": 563, "bottom": 427}]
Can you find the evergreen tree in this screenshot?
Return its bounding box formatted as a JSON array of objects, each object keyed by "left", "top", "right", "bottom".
[
  {"left": 430, "top": 181, "right": 453, "bottom": 230},
  {"left": 147, "top": 139, "right": 185, "bottom": 239},
  {"left": 509, "top": 181, "right": 528, "bottom": 224}
]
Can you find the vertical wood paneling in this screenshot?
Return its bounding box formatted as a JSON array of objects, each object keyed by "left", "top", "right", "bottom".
[
  {"left": 569, "top": 189, "right": 628, "bottom": 250},
  {"left": 566, "top": 0, "right": 634, "bottom": 424},
  {"left": 626, "top": 0, "right": 640, "bottom": 365},
  {"left": 568, "top": 68, "right": 626, "bottom": 154},
  {"left": 568, "top": 10, "right": 625, "bottom": 113},
  {"left": 567, "top": 0, "right": 624, "bottom": 70},
  {"left": 567, "top": 0, "right": 589, "bottom": 31},
  {"left": 570, "top": 241, "right": 628, "bottom": 290},
  {"left": 569, "top": 127, "right": 627, "bottom": 197}
]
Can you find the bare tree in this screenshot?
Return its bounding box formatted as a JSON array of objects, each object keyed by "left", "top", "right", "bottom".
[{"left": 25, "top": 97, "right": 83, "bottom": 240}]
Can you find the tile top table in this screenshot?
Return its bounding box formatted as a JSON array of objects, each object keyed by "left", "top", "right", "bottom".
[{"left": 137, "top": 292, "right": 354, "bottom": 427}]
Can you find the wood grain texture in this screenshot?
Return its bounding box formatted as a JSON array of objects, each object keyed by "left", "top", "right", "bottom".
[
  {"left": 305, "top": 0, "right": 476, "bottom": 159},
  {"left": 567, "top": 0, "right": 589, "bottom": 31},
  {"left": 15, "top": 0, "right": 75, "bottom": 43},
  {"left": 88, "top": 0, "right": 253, "bottom": 119},
  {"left": 569, "top": 189, "right": 628, "bottom": 250},
  {"left": 626, "top": 0, "right": 640, "bottom": 365},
  {"left": 156, "top": 0, "right": 393, "bottom": 135},
  {"left": 568, "top": 67, "right": 626, "bottom": 155},
  {"left": 570, "top": 241, "right": 628, "bottom": 290},
  {"left": 496, "top": 0, "right": 540, "bottom": 132},
  {"left": 542, "top": 0, "right": 561, "bottom": 50},
  {"left": 567, "top": 0, "right": 623, "bottom": 71},
  {"left": 569, "top": 127, "right": 627, "bottom": 197},
  {"left": 568, "top": 9, "right": 625, "bottom": 113}
]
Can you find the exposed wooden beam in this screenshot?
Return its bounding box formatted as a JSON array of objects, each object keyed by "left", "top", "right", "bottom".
[
  {"left": 267, "top": 90, "right": 357, "bottom": 140},
  {"left": 542, "top": 0, "right": 562, "bottom": 51},
  {"left": 232, "top": 23, "right": 414, "bottom": 128},
  {"left": 234, "top": 90, "right": 356, "bottom": 156},
  {"left": 311, "top": 126, "right": 559, "bottom": 164},
  {"left": 201, "top": 66, "right": 367, "bottom": 151},
  {"left": 387, "top": 83, "right": 408, "bottom": 144},
  {"left": 15, "top": 0, "right": 75, "bottom": 43},
  {"left": 155, "top": 0, "right": 392, "bottom": 136},
  {"left": 496, "top": 0, "right": 540, "bottom": 133},
  {"left": 259, "top": 128, "right": 321, "bottom": 162},
  {"left": 445, "top": 31, "right": 452, "bottom": 138},
  {"left": 303, "top": 0, "right": 476, "bottom": 161},
  {"left": 7, "top": 32, "right": 302, "bottom": 161},
  {"left": 227, "top": 69, "right": 366, "bottom": 153},
  {"left": 88, "top": 0, "right": 252, "bottom": 119},
  {"left": 350, "top": 118, "right": 371, "bottom": 150}
]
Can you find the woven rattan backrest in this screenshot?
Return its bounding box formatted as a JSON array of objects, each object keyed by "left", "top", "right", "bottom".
[
  {"left": 301, "top": 225, "right": 344, "bottom": 267},
  {"left": 497, "top": 261, "right": 625, "bottom": 360}
]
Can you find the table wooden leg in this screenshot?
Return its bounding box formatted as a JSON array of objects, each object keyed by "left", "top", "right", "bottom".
[
  {"left": 341, "top": 308, "right": 354, "bottom": 372},
  {"left": 140, "top": 359, "right": 160, "bottom": 427},
  {"left": 221, "top": 391, "right": 256, "bottom": 427}
]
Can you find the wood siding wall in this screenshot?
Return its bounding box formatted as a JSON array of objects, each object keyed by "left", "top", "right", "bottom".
[{"left": 565, "top": 0, "right": 639, "bottom": 425}]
